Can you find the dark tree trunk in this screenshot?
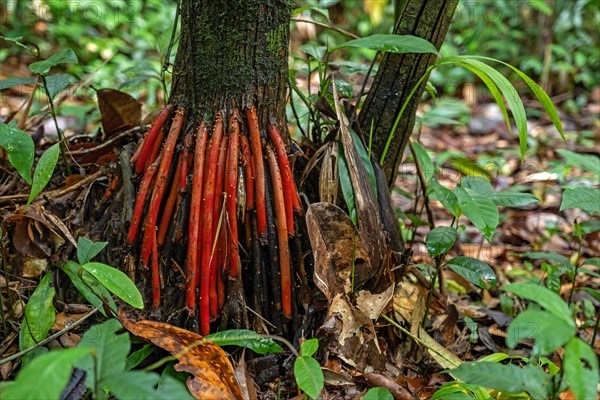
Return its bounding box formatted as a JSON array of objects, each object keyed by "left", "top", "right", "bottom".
[
  {"left": 359, "top": 0, "right": 458, "bottom": 185},
  {"left": 171, "top": 0, "right": 291, "bottom": 135}
]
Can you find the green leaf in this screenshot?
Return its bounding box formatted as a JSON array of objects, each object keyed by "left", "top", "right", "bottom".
[
  {"left": 478, "top": 352, "right": 512, "bottom": 363},
  {"left": 0, "top": 123, "right": 34, "bottom": 184},
  {"left": 560, "top": 187, "right": 600, "bottom": 214},
  {"left": 442, "top": 57, "right": 528, "bottom": 157},
  {"left": 77, "top": 236, "right": 108, "bottom": 265},
  {"left": 299, "top": 42, "right": 327, "bottom": 60},
  {"left": 489, "top": 191, "right": 539, "bottom": 207},
  {"left": 579, "top": 220, "right": 600, "bottom": 235},
  {"left": 0, "top": 77, "right": 38, "bottom": 91},
  {"left": 455, "top": 185, "right": 499, "bottom": 242},
  {"left": 19, "top": 272, "right": 56, "bottom": 365},
  {"left": 582, "top": 257, "right": 600, "bottom": 268},
  {"left": 338, "top": 141, "right": 356, "bottom": 224},
  {"left": 27, "top": 143, "right": 60, "bottom": 205},
  {"left": 426, "top": 226, "right": 457, "bottom": 257},
  {"left": 333, "top": 34, "right": 439, "bottom": 55},
  {"left": 412, "top": 142, "right": 435, "bottom": 183},
  {"left": 0, "top": 348, "right": 91, "bottom": 400},
  {"left": 301, "top": 338, "right": 319, "bottom": 357},
  {"left": 521, "top": 252, "right": 573, "bottom": 269},
  {"left": 431, "top": 382, "right": 477, "bottom": 400},
  {"left": 105, "top": 371, "right": 161, "bottom": 400},
  {"left": 157, "top": 368, "right": 194, "bottom": 399},
  {"left": 504, "top": 283, "right": 573, "bottom": 323},
  {"left": 205, "top": 329, "right": 282, "bottom": 354},
  {"left": 77, "top": 319, "right": 130, "bottom": 398},
  {"left": 470, "top": 56, "right": 564, "bottom": 141},
  {"left": 506, "top": 310, "right": 575, "bottom": 354},
  {"left": 29, "top": 48, "right": 78, "bottom": 75},
  {"left": 81, "top": 262, "right": 143, "bottom": 309},
  {"left": 578, "top": 287, "right": 600, "bottom": 302},
  {"left": 462, "top": 176, "right": 493, "bottom": 195},
  {"left": 125, "top": 344, "right": 155, "bottom": 371},
  {"left": 449, "top": 362, "right": 551, "bottom": 399},
  {"left": 446, "top": 256, "right": 496, "bottom": 289},
  {"left": 58, "top": 261, "right": 116, "bottom": 316},
  {"left": 364, "top": 386, "right": 394, "bottom": 400},
  {"left": 556, "top": 149, "right": 600, "bottom": 179},
  {"left": 44, "top": 73, "right": 75, "bottom": 100},
  {"left": 294, "top": 356, "right": 324, "bottom": 400},
  {"left": 430, "top": 179, "right": 460, "bottom": 217},
  {"left": 564, "top": 338, "right": 599, "bottom": 400},
  {"left": 333, "top": 78, "right": 353, "bottom": 98}
]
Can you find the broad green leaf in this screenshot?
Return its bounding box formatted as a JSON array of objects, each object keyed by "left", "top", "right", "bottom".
[
  {"left": 299, "top": 42, "right": 327, "bottom": 60},
  {"left": 560, "top": 187, "right": 600, "bottom": 214},
  {"left": 301, "top": 338, "right": 319, "bottom": 357},
  {"left": 125, "top": 344, "right": 155, "bottom": 371},
  {"left": 564, "top": 337, "right": 599, "bottom": 400},
  {"left": 450, "top": 157, "right": 492, "bottom": 178},
  {"left": 556, "top": 149, "right": 600, "bottom": 179},
  {"left": 156, "top": 369, "right": 193, "bottom": 399},
  {"left": 205, "top": 329, "right": 282, "bottom": 354},
  {"left": 478, "top": 352, "right": 512, "bottom": 363},
  {"left": 58, "top": 261, "right": 116, "bottom": 316},
  {"left": 294, "top": 356, "right": 324, "bottom": 400},
  {"left": 470, "top": 56, "right": 564, "bottom": 141},
  {"left": 426, "top": 226, "right": 457, "bottom": 257},
  {"left": 521, "top": 252, "right": 573, "bottom": 270},
  {"left": 0, "top": 123, "right": 34, "bottom": 184},
  {"left": 446, "top": 256, "right": 496, "bottom": 289},
  {"left": 338, "top": 141, "right": 356, "bottom": 224},
  {"left": 19, "top": 273, "right": 56, "bottom": 365},
  {"left": 507, "top": 310, "right": 575, "bottom": 354},
  {"left": 334, "top": 78, "right": 353, "bottom": 98},
  {"left": 0, "top": 77, "right": 38, "bottom": 90},
  {"left": 77, "top": 319, "right": 130, "bottom": 398},
  {"left": 29, "top": 48, "right": 78, "bottom": 75},
  {"left": 44, "top": 73, "right": 75, "bottom": 100},
  {"left": 77, "top": 236, "right": 108, "bottom": 265},
  {"left": 462, "top": 176, "right": 493, "bottom": 195},
  {"left": 489, "top": 191, "right": 539, "bottom": 207},
  {"left": 430, "top": 179, "right": 460, "bottom": 217},
  {"left": 27, "top": 143, "right": 60, "bottom": 205},
  {"left": 81, "top": 262, "right": 143, "bottom": 309},
  {"left": 364, "top": 386, "right": 394, "bottom": 400},
  {"left": 333, "top": 34, "right": 438, "bottom": 55},
  {"left": 105, "top": 371, "right": 161, "bottom": 400},
  {"left": 579, "top": 220, "right": 600, "bottom": 235},
  {"left": 449, "top": 362, "right": 550, "bottom": 400},
  {"left": 411, "top": 141, "right": 435, "bottom": 183},
  {"left": 504, "top": 283, "right": 573, "bottom": 323},
  {"left": 582, "top": 257, "right": 600, "bottom": 268},
  {"left": 455, "top": 185, "right": 499, "bottom": 242},
  {"left": 0, "top": 348, "right": 91, "bottom": 400}
]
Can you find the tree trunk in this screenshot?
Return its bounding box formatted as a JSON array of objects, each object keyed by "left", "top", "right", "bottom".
[
  {"left": 359, "top": 0, "right": 458, "bottom": 186},
  {"left": 171, "top": 0, "right": 291, "bottom": 134},
  {"left": 125, "top": 0, "right": 299, "bottom": 336}
]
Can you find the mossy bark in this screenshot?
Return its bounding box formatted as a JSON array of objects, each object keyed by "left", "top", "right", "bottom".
[
  {"left": 171, "top": 0, "right": 292, "bottom": 135},
  {"left": 359, "top": 0, "right": 458, "bottom": 185}
]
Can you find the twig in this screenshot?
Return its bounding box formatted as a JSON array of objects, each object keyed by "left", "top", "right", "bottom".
[
  {"left": 0, "top": 306, "right": 99, "bottom": 366},
  {"left": 363, "top": 372, "right": 414, "bottom": 400},
  {"left": 70, "top": 126, "right": 149, "bottom": 156},
  {"left": 292, "top": 17, "right": 360, "bottom": 39},
  {"left": 0, "top": 170, "right": 105, "bottom": 205}
]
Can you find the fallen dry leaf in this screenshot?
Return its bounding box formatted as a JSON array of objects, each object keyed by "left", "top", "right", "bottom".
[
  {"left": 97, "top": 88, "right": 142, "bottom": 136},
  {"left": 118, "top": 310, "right": 244, "bottom": 400}
]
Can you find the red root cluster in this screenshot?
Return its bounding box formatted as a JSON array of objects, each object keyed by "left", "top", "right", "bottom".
[{"left": 127, "top": 105, "right": 300, "bottom": 335}]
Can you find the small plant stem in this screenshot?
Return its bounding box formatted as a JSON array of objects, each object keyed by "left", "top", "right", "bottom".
[
  {"left": 292, "top": 18, "right": 359, "bottom": 39},
  {"left": 40, "top": 75, "right": 71, "bottom": 175},
  {"left": 423, "top": 260, "right": 445, "bottom": 328},
  {"left": 409, "top": 141, "right": 435, "bottom": 228},
  {"left": 162, "top": 2, "right": 179, "bottom": 103},
  {"left": 591, "top": 313, "right": 599, "bottom": 348},
  {"left": 568, "top": 233, "right": 583, "bottom": 306},
  {"left": 0, "top": 306, "right": 99, "bottom": 366}
]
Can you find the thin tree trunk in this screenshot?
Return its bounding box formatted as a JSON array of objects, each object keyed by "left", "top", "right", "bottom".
[{"left": 360, "top": 0, "right": 458, "bottom": 186}]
